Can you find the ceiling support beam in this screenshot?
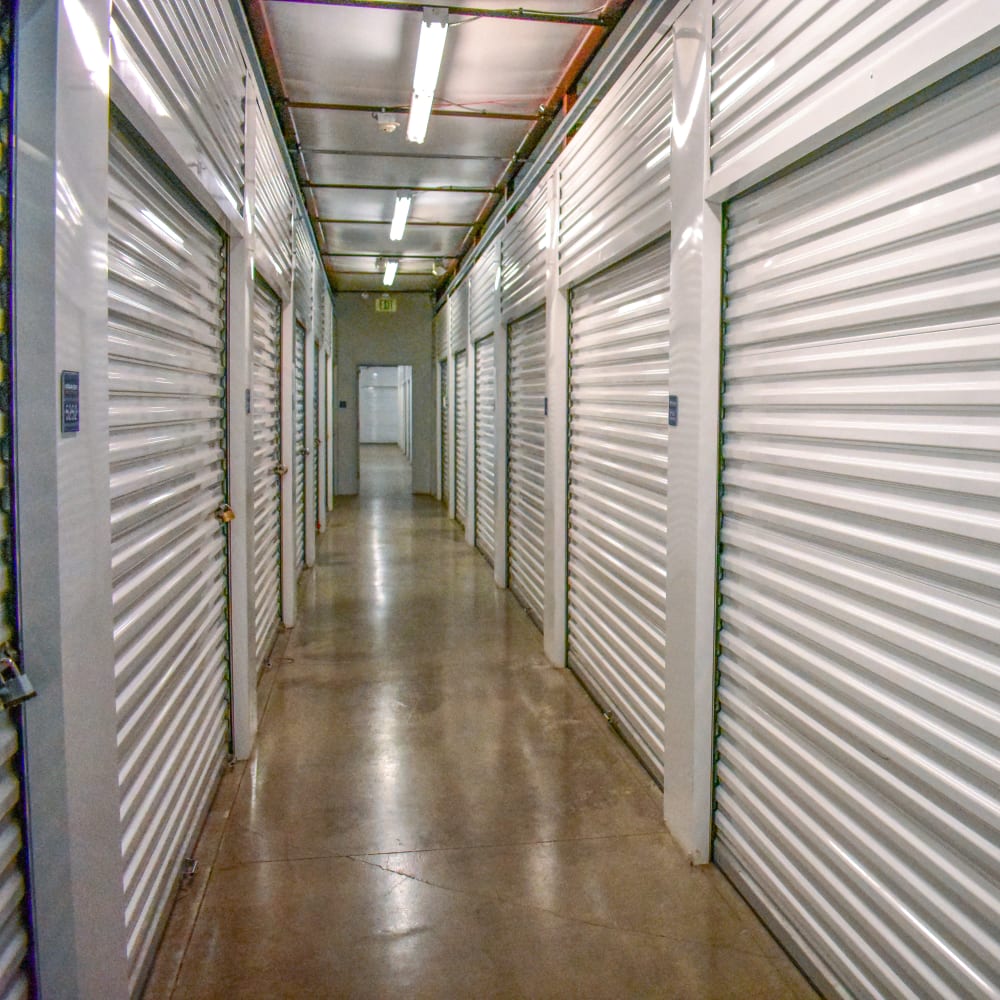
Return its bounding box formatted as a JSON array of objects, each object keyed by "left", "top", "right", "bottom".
[
  {"left": 284, "top": 100, "right": 539, "bottom": 122},
  {"left": 267, "top": 0, "right": 607, "bottom": 27},
  {"left": 303, "top": 182, "right": 495, "bottom": 193}
]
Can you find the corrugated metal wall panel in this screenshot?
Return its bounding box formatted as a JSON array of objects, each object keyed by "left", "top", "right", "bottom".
[
  {"left": 449, "top": 284, "right": 469, "bottom": 354},
  {"left": 470, "top": 240, "right": 499, "bottom": 341},
  {"left": 714, "top": 65, "right": 1000, "bottom": 1000},
  {"left": 253, "top": 101, "right": 292, "bottom": 290},
  {"left": 0, "top": 12, "right": 30, "bottom": 991},
  {"left": 454, "top": 350, "right": 468, "bottom": 526},
  {"left": 293, "top": 221, "right": 314, "bottom": 329},
  {"left": 110, "top": 0, "right": 245, "bottom": 217},
  {"left": 108, "top": 124, "right": 229, "bottom": 994},
  {"left": 433, "top": 307, "right": 448, "bottom": 361},
  {"left": 567, "top": 239, "right": 670, "bottom": 779},
  {"left": 251, "top": 279, "right": 282, "bottom": 674},
  {"left": 506, "top": 308, "right": 546, "bottom": 627},
  {"left": 501, "top": 181, "right": 549, "bottom": 319},
  {"left": 440, "top": 359, "right": 450, "bottom": 503},
  {"left": 709, "top": 0, "right": 1000, "bottom": 190},
  {"left": 559, "top": 28, "right": 673, "bottom": 286},
  {"left": 293, "top": 322, "right": 307, "bottom": 574},
  {"left": 474, "top": 336, "right": 496, "bottom": 563}
]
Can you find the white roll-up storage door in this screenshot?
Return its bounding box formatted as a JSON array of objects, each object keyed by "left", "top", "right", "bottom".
[
  {"left": 0, "top": 14, "right": 30, "bottom": 991},
  {"left": 312, "top": 347, "right": 320, "bottom": 525},
  {"left": 507, "top": 308, "right": 546, "bottom": 626},
  {"left": 440, "top": 359, "right": 450, "bottom": 503},
  {"left": 108, "top": 122, "right": 230, "bottom": 993},
  {"left": 251, "top": 278, "right": 282, "bottom": 674},
  {"left": 714, "top": 66, "right": 1000, "bottom": 1000},
  {"left": 293, "top": 322, "right": 307, "bottom": 574},
  {"left": 567, "top": 239, "right": 670, "bottom": 779},
  {"left": 474, "top": 335, "right": 496, "bottom": 563},
  {"left": 454, "top": 350, "right": 468, "bottom": 527}
]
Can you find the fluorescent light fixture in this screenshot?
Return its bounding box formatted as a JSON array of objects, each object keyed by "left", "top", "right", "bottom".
[
  {"left": 383, "top": 260, "right": 399, "bottom": 286},
  {"left": 406, "top": 7, "right": 449, "bottom": 144},
  {"left": 390, "top": 190, "right": 412, "bottom": 241}
]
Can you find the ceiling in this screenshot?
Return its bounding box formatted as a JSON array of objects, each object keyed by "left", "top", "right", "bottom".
[{"left": 244, "top": 0, "right": 633, "bottom": 294}]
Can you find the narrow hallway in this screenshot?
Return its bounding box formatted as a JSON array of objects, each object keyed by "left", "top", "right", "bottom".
[{"left": 147, "top": 446, "right": 816, "bottom": 999}]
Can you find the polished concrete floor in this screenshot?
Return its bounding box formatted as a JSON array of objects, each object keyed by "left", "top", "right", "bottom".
[{"left": 145, "top": 445, "right": 818, "bottom": 999}]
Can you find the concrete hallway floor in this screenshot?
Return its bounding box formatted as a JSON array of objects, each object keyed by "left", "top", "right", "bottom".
[{"left": 145, "top": 445, "right": 818, "bottom": 1000}]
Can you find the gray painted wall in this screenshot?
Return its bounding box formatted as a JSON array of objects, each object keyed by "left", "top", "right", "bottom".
[{"left": 334, "top": 293, "right": 434, "bottom": 494}]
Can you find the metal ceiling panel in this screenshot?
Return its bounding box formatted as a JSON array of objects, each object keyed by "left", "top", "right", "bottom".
[
  {"left": 305, "top": 152, "right": 502, "bottom": 189},
  {"left": 310, "top": 188, "right": 487, "bottom": 222},
  {"left": 251, "top": 0, "right": 630, "bottom": 292},
  {"left": 331, "top": 272, "right": 435, "bottom": 291},
  {"left": 321, "top": 223, "right": 464, "bottom": 257},
  {"left": 292, "top": 108, "right": 530, "bottom": 161}
]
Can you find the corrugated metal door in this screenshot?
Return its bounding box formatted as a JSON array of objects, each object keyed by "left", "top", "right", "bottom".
[
  {"left": 714, "top": 67, "right": 1000, "bottom": 999},
  {"left": 474, "top": 336, "right": 496, "bottom": 563},
  {"left": 0, "top": 7, "right": 32, "bottom": 989},
  {"left": 567, "top": 239, "right": 670, "bottom": 779},
  {"left": 108, "top": 122, "right": 230, "bottom": 993},
  {"left": 440, "top": 359, "right": 450, "bottom": 503},
  {"left": 293, "top": 322, "right": 306, "bottom": 574},
  {"left": 454, "top": 350, "right": 468, "bottom": 527},
  {"left": 312, "top": 347, "right": 320, "bottom": 526},
  {"left": 507, "top": 308, "right": 546, "bottom": 626},
  {"left": 251, "top": 277, "right": 282, "bottom": 674}
]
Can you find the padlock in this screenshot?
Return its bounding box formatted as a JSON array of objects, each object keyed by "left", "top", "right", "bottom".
[{"left": 0, "top": 653, "right": 36, "bottom": 709}]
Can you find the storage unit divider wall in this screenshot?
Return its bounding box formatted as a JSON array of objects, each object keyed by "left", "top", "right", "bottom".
[
  {"left": 251, "top": 277, "right": 283, "bottom": 675},
  {"left": 108, "top": 121, "right": 231, "bottom": 993},
  {"left": 454, "top": 349, "right": 469, "bottom": 527},
  {"left": 713, "top": 61, "right": 1000, "bottom": 1000},
  {"left": 506, "top": 308, "right": 547, "bottom": 627}
]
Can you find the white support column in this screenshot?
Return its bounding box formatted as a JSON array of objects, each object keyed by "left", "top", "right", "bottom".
[
  {"left": 14, "top": 0, "right": 131, "bottom": 993},
  {"left": 304, "top": 334, "right": 317, "bottom": 567},
  {"left": 279, "top": 290, "right": 297, "bottom": 627},
  {"left": 543, "top": 169, "right": 569, "bottom": 668},
  {"left": 227, "top": 79, "right": 257, "bottom": 761},
  {"left": 662, "top": 0, "right": 721, "bottom": 864}
]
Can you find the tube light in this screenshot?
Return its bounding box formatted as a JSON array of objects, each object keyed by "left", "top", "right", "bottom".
[
  {"left": 406, "top": 7, "right": 449, "bottom": 144},
  {"left": 383, "top": 260, "right": 399, "bottom": 286},
  {"left": 389, "top": 190, "right": 412, "bottom": 241}
]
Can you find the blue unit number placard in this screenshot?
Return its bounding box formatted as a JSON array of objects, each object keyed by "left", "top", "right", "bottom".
[{"left": 61, "top": 370, "right": 80, "bottom": 433}]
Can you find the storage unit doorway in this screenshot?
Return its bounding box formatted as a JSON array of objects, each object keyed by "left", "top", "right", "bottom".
[
  {"left": 713, "top": 63, "right": 1000, "bottom": 1000},
  {"left": 566, "top": 238, "right": 671, "bottom": 781}
]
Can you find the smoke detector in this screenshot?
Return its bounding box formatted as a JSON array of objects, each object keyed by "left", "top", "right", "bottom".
[{"left": 374, "top": 112, "right": 400, "bottom": 134}]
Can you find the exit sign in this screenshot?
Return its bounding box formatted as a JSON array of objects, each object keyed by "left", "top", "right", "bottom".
[{"left": 375, "top": 296, "right": 396, "bottom": 313}]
